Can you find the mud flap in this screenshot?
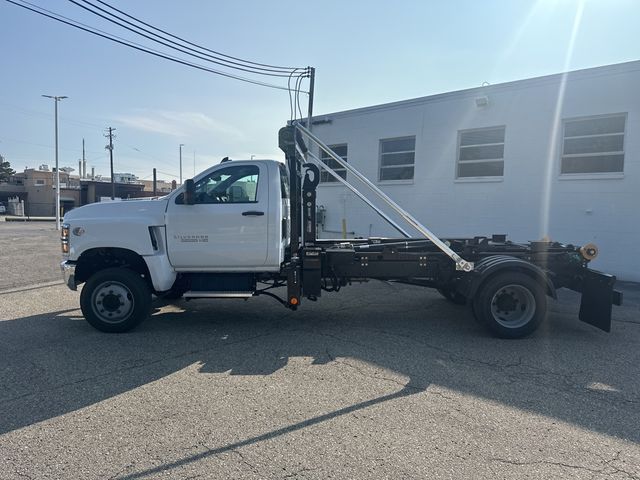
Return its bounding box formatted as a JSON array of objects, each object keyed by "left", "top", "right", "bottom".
[{"left": 579, "top": 270, "right": 619, "bottom": 332}]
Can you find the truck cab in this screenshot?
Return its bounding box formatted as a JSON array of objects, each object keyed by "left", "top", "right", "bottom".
[
  {"left": 165, "top": 160, "right": 289, "bottom": 272},
  {"left": 61, "top": 159, "right": 290, "bottom": 332}
]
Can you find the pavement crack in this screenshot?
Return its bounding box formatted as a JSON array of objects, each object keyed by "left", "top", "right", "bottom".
[
  {"left": 491, "top": 456, "right": 640, "bottom": 479},
  {"left": 232, "top": 449, "right": 259, "bottom": 475},
  {"left": 491, "top": 457, "right": 603, "bottom": 474},
  {"left": 333, "top": 358, "right": 423, "bottom": 392},
  {"left": 614, "top": 318, "right": 640, "bottom": 326},
  {"left": 283, "top": 467, "right": 319, "bottom": 479}
]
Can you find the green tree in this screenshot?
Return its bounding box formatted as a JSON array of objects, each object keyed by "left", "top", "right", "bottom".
[{"left": 0, "top": 155, "right": 16, "bottom": 183}]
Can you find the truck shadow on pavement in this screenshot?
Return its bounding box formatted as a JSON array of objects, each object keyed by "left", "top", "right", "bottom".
[{"left": 1, "top": 282, "right": 638, "bottom": 476}]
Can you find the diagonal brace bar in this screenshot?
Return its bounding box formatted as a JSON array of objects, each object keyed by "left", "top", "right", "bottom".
[{"left": 295, "top": 122, "right": 474, "bottom": 272}]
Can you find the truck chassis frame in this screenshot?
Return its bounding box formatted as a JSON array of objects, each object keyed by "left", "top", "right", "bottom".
[{"left": 272, "top": 123, "right": 622, "bottom": 337}]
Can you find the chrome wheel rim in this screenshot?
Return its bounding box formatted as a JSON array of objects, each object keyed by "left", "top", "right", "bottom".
[
  {"left": 90, "top": 281, "right": 134, "bottom": 324},
  {"left": 490, "top": 284, "right": 536, "bottom": 329}
]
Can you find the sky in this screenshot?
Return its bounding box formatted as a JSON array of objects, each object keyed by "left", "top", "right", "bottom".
[{"left": 1, "top": 0, "right": 639, "bottom": 182}]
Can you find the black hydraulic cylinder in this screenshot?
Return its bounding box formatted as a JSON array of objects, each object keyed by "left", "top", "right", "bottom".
[{"left": 279, "top": 126, "right": 301, "bottom": 255}]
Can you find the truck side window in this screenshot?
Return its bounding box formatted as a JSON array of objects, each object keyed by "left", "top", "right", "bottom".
[{"left": 177, "top": 165, "right": 260, "bottom": 204}]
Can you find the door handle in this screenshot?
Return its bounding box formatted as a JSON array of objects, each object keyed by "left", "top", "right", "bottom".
[{"left": 242, "top": 210, "right": 265, "bottom": 216}]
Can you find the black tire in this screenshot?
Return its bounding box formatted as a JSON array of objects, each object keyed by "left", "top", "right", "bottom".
[
  {"left": 80, "top": 267, "right": 151, "bottom": 333},
  {"left": 437, "top": 288, "right": 467, "bottom": 305},
  {"left": 472, "top": 272, "right": 547, "bottom": 339}
]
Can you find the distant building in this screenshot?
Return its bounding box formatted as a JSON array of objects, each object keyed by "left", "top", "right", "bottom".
[
  {"left": 140, "top": 179, "right": 173, "bottom": 193},
  {"left": 0, "top": 166, "right": 80, "bottom": 216},
  {"left": 0, "top": 165, "right": 147, "bottom": 216},
  {"left": 113, "top": 172, "right": 140, "bottom": 184},
  {"left": 79, "top": 179, "right": 146, "bottom": 205}
]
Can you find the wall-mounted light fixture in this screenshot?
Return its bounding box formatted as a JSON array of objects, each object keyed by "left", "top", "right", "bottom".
[{"left": 475, "top": 96, "right": 489, "bottom": 107}]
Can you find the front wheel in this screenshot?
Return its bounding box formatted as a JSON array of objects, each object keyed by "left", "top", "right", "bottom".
[
  {"left": 472, "top": 272, "right": 547, "bottom": 338},
  {"left": 80, "top": 268, "right": 151, "bottom": 333}
]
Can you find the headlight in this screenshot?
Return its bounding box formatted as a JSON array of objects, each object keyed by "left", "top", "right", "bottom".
[{"left": 61, "top": 223, "right": 70, "bottom": 255}]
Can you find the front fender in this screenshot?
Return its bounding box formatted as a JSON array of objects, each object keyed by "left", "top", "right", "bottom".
[{"left": 68, "top": 219, "right": 156, "bottom": 260}]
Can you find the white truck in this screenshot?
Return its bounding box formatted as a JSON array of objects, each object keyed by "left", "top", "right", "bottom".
[{"left": 60, "top": 124, "right": 622, "bottom": 338}]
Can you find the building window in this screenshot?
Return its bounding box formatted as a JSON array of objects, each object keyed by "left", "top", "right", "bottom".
[
  {"left": 561, "top": 114, "right": 625, "bottom": 174},
  {"left": 457, "top": 126, "right": 505, "bottom": 178},
  {"left": 319, "top": 144, "right": 348, "bottom": 183},
  {"left": 34, "top": 179, "right": 45, "bottom": 186},
  {"left": 379, "top": 136, "right": 415, "bottom": 181}
]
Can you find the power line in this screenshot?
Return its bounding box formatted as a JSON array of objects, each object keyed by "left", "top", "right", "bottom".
[
  {"left": 295, "top": 74, "right": 304, "bottom": 120},
  {"left": 69, "top": 0, "right": 304, "bottom": 78},
  {"left": 6, "top": 0, "right": 309, "bottom": 93},
  {"left": 0, "top": 101, "right": 107, "bottom": 129},
  {"left": 156, "top": 170, "right": 179, "bottom": 178},
  {"left": 0, "top": 135, "right": 105, "bottom": 156},
  {"left": 91, "top": 0, "right": 303, "bottom": 71},
  {"left": 74, "top": 0, "right": 303, "bottom": 75}
]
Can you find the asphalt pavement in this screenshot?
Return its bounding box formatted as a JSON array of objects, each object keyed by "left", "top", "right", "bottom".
[{"left": 1, "top": 222, "right": 639, "bottom": 479}]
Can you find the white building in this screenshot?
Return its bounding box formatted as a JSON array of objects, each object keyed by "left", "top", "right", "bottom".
[
  {"left": 113, "top": 172, "right": 140, "bottom": 184},
  {"left": 311, "top": 60, "right": 640, "bottom": 281}
]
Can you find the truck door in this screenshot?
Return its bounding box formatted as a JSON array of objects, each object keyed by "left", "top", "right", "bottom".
[{"left": 165, "top": 163, "right": 269, "bottom": 269}]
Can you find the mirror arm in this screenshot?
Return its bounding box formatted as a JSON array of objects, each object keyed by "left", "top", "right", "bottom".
[{"left": 184, "top": 179, "right": 195, "bottom": 205}]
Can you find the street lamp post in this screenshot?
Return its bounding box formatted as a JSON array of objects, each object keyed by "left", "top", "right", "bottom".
[
  {"left": 179, "top": 143, "right": 184, "bottom": 185},
  {"left": 42, "top": 95, "right": 68, "bottom": 230}
]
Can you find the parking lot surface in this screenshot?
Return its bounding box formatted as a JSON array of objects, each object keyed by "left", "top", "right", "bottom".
[{"left": 1, "top": 223, "right": 639, "bottom": 479}]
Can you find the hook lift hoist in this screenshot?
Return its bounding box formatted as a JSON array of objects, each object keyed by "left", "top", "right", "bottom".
[{"left": 277, "top": 121, "right": 623, "bottom": 338}]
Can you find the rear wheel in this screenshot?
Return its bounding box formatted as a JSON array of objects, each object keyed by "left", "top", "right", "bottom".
[
  {"left": 472, "top": 272, "right": 547, "bottom": 338},
  {"left": 80, "top": 268, "right": 151, "bottom": 333}
]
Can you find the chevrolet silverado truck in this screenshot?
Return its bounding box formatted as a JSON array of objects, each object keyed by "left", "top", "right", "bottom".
[{"left": 60, "top": 124, "right": 622, "bottom": 338}]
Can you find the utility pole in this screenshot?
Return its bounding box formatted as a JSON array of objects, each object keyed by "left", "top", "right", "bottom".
[
  {"left": 152, "top": 168, "right": 157, "bottom": 196},
  {"left": 105, "top": 127, "right": 116, "bottom": 200},
  {"left": 179, "top": 143, "right": 184, "bottom": 185},
  {"left": 82, "top": 138, "right": 86, "bottom": 178},
  {"left": 42, "top": 94, "right": 68, "bottom": 231},
  {"left": 307, "top": 67, "right": 315, "bottom": 133}
]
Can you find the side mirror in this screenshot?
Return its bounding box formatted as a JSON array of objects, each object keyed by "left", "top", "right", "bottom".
[{"left": 184, "top": 179, "right": 195, "bottom": 205}]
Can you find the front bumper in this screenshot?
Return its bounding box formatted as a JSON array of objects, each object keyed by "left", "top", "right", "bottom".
[{"left": 60, "top": 261, "right": 77, "bottom": 291}]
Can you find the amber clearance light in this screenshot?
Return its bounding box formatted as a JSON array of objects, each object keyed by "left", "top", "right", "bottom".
[
  {"left": 61, "top": 224, "right": 70, "bottom": 255},
  {"left": 579, "top": 243, "right": 598, "bottom": 261}
]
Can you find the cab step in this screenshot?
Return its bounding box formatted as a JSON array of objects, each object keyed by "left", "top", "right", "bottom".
[{"left": 183, "top": 291, "right": 254, "bottom": 299}]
